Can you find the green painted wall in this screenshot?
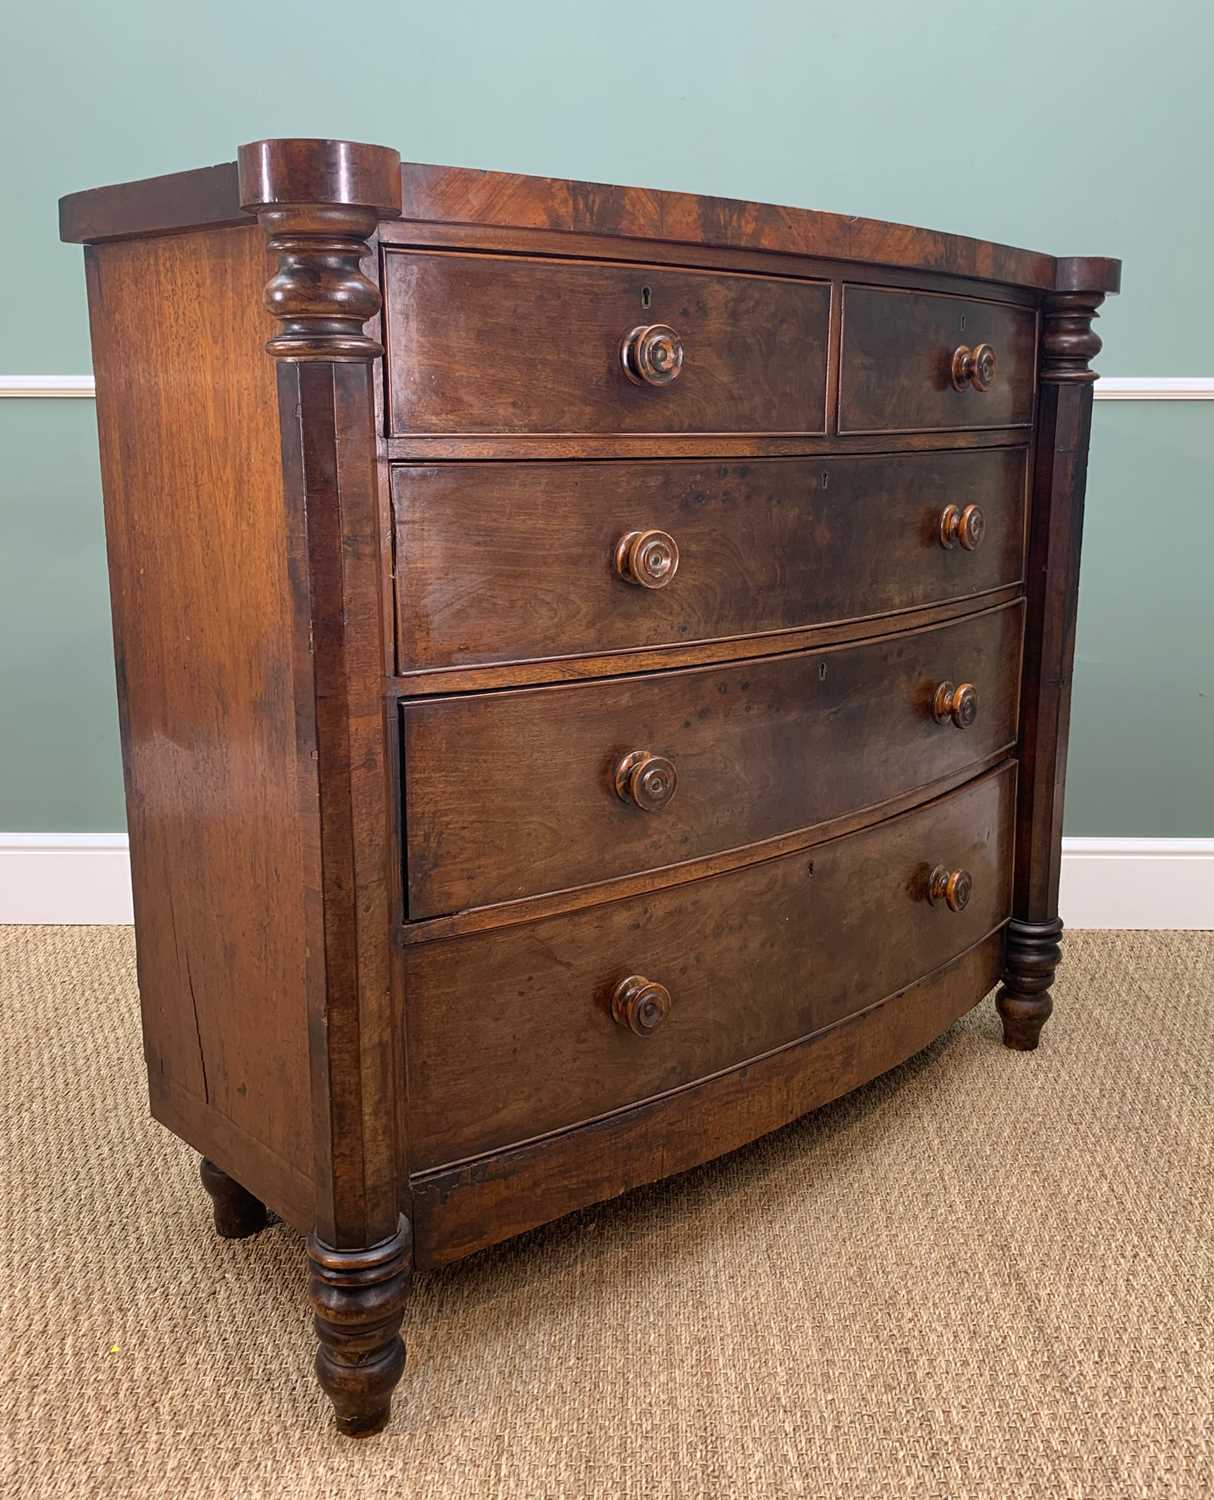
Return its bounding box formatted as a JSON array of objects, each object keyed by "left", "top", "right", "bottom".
[
  {"left": 2, "top": 0, "right": 1211, "bottom": 833},
  {"left": 1069, "top": 404, "right": 1214, "bottom": 835},
  {"left": 0, "top": 402, "right": 123, "bottom": 830}
]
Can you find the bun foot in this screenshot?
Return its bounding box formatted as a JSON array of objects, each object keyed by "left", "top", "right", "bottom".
[
  {"left": 309, "top": 1220, "right": 411, "bottom": 1438},
  {"left": 199, "top": 1158, "right": 268, "bottom": 1239},
  {"left": 996, "top": 990, "right": 1054, "bottom": 1050},
  {"left": 321, "top": 1342, "right": 406, "bottom": 1438},
  {"left": 996, "top": 916, "right": 1063, "bottom": 1052}
]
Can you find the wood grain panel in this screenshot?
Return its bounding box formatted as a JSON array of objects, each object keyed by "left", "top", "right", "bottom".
[
  {"left": 385, "top": 426, "right": 1036, "bottom": 463},
  {"left": 392, "top": 449, "right": 1028, "bottom": 671},
  {"left": 402, "top": 601, "right": 1023, "bottom": 917},
  {"left": 83, "top": 225, "right": 314, "bottom": 1203},
  {"left": 399, "top": 749, "right": 1012, "bottom": 945},
  {"left": 396, "top": 164, "right": 1057, "bottom": 289},
  {"left": 384, "top": 251, "right": 829, "bottom": 437},
  {"left": 392, "top": 587, "right": 1025, "bottom": 698},
  {"left": 405, "top": 766, "right": 1013, "bottom": 1168},
  {"left": 61, "top": 155, "right": 1059, "bottom": 292},
  {"left": 410, "top": 928, "right": 1004, "bottom": 1264},
  {"left": 840, "top": 286, "right": 1037, "bottom": 433}
]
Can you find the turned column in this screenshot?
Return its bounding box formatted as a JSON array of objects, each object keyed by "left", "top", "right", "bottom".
[
  {"left": 238, "top": 138, "right": 409, "bottom": 1436},
  {"left": 998, "top": 257, "right": 1121, "bottom": 1050}
]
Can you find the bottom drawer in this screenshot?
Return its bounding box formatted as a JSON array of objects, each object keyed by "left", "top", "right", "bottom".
[{"left": 405, "top": 764, "right": 1015, "bottom": 1169}]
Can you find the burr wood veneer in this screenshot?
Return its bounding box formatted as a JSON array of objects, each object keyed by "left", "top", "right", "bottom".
[{"left": 60, "top": 139, "right": 1119, "bottom": 1437}]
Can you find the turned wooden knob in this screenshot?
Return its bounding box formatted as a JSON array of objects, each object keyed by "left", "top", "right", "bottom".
[
  {"left": 615, "top": 529, "right": 680, "bottom": 589},
  {"left": 928, "top": 865, "right": 973, "bottom": 912},
  {"left": 938, "top": 503, "right": 985, "bottom": 551},
  {"left": 611, "top": 974, "right": 672, "bottom": 1036},
  {"left": 614, "top": 750, "right": 678, "bottom": 812},
  {"left": 621, "top": 324, "right": 684, "bottom": 386},
  {"left": 950, "top": 342, "right": 998, "bottom": 392},
  {"left": 932, "top": 681, "right": 978, "bottom": 729}
]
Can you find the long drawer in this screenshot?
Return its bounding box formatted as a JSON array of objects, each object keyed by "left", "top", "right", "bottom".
[
  {"left": 392, "top": 448, "right": 1028, "bottom": 673},
  {"left": 839, "top": 285, "right": 1037, "bottom": 433},
  {"left": 383, "top": 250, "right": 830, "bottom": 438},
  {"left": 404, "top": 764, "right": 1015, "bottom": 1168},
  {"left": 401, "top": 600, "right": 1022, "bottom": 918}
]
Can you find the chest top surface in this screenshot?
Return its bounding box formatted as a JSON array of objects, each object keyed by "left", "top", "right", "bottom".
[{"left": 59, "top": 136, "right": 1121, "bottom": 301}]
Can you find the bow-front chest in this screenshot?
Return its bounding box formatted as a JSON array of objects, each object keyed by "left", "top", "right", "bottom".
[{"left": 60, "top": 139, "right": 1119, "bottom": 1436}]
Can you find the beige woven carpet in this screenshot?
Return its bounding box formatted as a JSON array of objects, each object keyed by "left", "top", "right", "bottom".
[{"left": 2, "top": 926, "right": 1211, "bottom": 1499}]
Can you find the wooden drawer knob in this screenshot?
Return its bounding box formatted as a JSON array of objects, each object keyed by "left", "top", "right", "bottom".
[
  {"left": 612, "top": 974, "right": 672, "bottom": 1036},
  {"left": 938, "top": 503, "right": 985, "bottom": 551},
  {"left": 614, "top": 750, "right": 678, "bottom": 812},
  {"left": 615, "top": 529, "right": 680, "bottom": 589},
  {"left": 621, "top": 323, "right": 684, "bottom": 386},
  {"left": 928, "top": 865, "right": 973, "bottom": 913},
  {"left": 932, "top": 681, "right": 978, "bottom": 729},
  {"left": 950, "top": 342, "right": 997, "bottom": 392}
]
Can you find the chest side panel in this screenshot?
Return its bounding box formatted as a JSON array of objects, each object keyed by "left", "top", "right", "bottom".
[{"left": 85, "top": 225, "right": 314, "bottom": 1223}]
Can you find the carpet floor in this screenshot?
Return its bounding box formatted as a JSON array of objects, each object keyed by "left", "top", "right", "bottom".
[{"left": 1, "top": 925, "right": 1211, "bottom": 1499}]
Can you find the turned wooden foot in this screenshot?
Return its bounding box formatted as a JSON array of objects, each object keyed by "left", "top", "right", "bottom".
[
  {"left": 199, "top": 1158, "right": 269, "bottom": 1238},
  {"left": 308, "top": 1219, "right": 411, "bottom": 1437},
  {"left": 996, "top": 917, "right": 1062, "bottom": 1051}
]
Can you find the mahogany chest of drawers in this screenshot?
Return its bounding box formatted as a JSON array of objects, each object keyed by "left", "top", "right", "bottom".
[{"left": 60, "top": 139, "right": 1119, "bottom": 1437}]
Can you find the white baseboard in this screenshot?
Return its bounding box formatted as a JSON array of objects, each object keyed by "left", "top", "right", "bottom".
[
  {"left": 1, "top": 833, "right": 1211, "bottom": 929},
  {"left": 1092, "top": 376, "right": 1214, "bottom": 400},
  {"left": 0, "top": 375, "right": 97, "bottom": 397},
  {"left": 0, "top": 834, "right": 134, "bottom": 924},
  {"left": 1057, "top": 837, "right": 1214, "bottom": 930},
  {"left": 3, "top": 375, "right": 1214, "bottom": 401}
]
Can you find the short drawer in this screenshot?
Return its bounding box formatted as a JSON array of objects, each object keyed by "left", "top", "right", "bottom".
[
  {"left": 393, "top": 448, "right": 1027, "bottom": 672},
  {"left": 839, "top": 285, "right": 1037, "bottom": 433},
  {"left": 383, "top": 250, "right": 830, "bottom": 438},
  {"left": 401, "top": 600, "right": 1022, "bottom": 918},
  {"left": 405, "top": 763, "right": 1014, "bottom": 1167}
]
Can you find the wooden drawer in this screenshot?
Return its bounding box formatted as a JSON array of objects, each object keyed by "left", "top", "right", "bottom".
[
  {"left": 402, "top": 600, "right": 1022, "bottom": 918},
  {"left": 383, "top": 250, "right": 830, "bottom": 438},
  {"left": 405, "top": 764, "right": 1014, "bottom": 1167},
  {"left": 392, "top": 448, "right": 1027, "bottom": 673},
  {"left": 839, "top": 286, "right": 1037, "bottom": 433}
]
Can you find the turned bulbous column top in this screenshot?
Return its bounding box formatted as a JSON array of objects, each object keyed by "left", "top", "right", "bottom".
[
  {"left": 237, "top": 138, "right": 402, "bottom": 219},
  {"left": 236, "top": 140, "right": 403, "bottom": 363},
  {"left": 1054, "top": 256, "right": 1122, "bottom": 296}
]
